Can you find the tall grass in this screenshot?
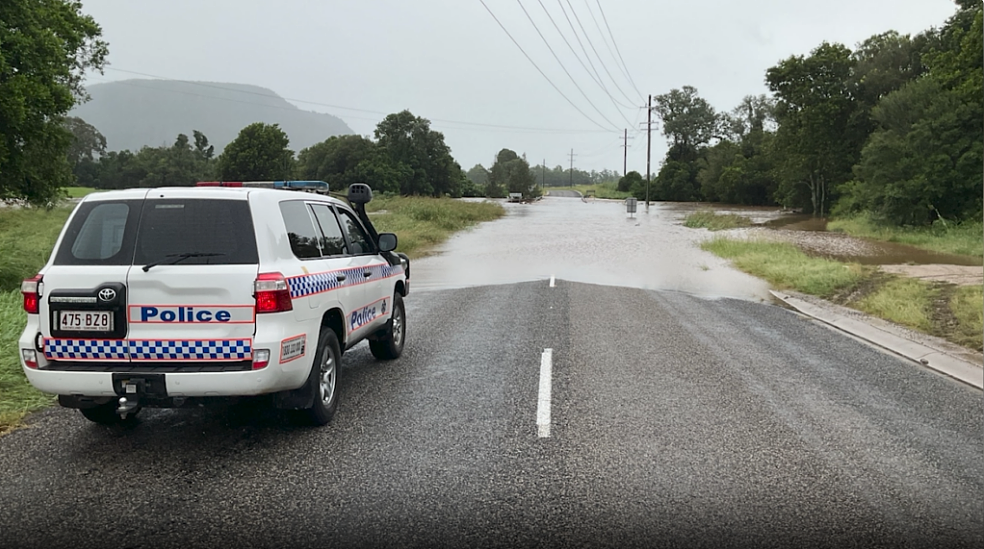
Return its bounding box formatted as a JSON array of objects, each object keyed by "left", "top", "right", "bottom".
[
  {"left": 0, "top": 206, "right": 74, "bottom": 291},
  {"left": 367, "top": 196, "right": 505, "bottom": 258},
  {"left": 857, "top": 278, "right": 933, "bottom": 332},
  {"left": 828, "top": 213, "right": 983, "bottom": 259},
  {"left": 0, "top": 290, "right": 53, "bottom": 433},
  {"left": 950, "top": 285, "right": 984, "bottom": 351},
  {"left": 701, "top": 237, "right": 865, "bottom": 298},
  {"left": 684, "top": 210, "right": 753, "bottom": 231}
]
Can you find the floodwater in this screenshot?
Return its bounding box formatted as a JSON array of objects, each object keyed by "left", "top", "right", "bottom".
[{"left": 410, "top": 196, "right": 774, "bottom": 301}]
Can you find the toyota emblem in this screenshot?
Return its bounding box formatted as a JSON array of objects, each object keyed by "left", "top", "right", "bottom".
[{"left": 98, "top": 288, "right": 117, "bottom": 302}]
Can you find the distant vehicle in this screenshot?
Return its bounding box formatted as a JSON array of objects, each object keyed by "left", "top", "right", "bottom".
[
  {"left": 508, "top": 193, "right": 523, "bottom": 202},
  {"left": 18, "top": 181, "right": 409, "bottom": 426}
]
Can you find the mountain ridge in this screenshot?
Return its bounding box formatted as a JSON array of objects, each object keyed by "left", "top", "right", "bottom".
[{"left": 70, "top": 79, "right": 354, "bottom": 153}]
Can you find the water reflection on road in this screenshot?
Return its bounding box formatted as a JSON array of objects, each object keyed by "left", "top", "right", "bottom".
[{"left": 411, "top": 196, "right": 773, "bottom": 301}]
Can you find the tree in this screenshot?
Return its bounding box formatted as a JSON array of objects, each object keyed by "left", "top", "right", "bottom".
[
  {"left": 64, "top": 117, "right": 106, "bottom": 169},
  {"left": 767, "top": 42, "right": 865, "bottom": 215},
  {"left": 217, "top": 122, "right": 293, "bottom": 181},
  {"left": 653, "top": 86, "right": 720, "bottom": 155},
  {"left": 295, "top": 135, "right": 375, "bottom": 191},
  {"left": 488, "top": 149, "right": 537, "bottom": 198},
  {"left": 0, "top": 0, "right": 108, "bottom": 204},
  {"left": 617, "top": 171, "right": 643, "bottom": 193},
  {"left": 374, "top": 110, "right": 463, "bottom": 196}
]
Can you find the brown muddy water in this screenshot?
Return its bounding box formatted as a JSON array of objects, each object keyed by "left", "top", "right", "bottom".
[{"left": 410, "top": 197, "right": 773, "bottom": 301}]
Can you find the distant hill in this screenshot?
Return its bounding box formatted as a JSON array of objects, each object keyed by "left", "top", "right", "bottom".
[{"left": 70, "top": 79, "right": 354, "bottom": 153}]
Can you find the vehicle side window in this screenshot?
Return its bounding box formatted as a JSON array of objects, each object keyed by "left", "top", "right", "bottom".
[
  {"left": 279, "top": 201, "right": 322, "bottom": 259},
  {"left": 310, "top": 204, "right": 347, "bottom": 257},
  {"left": 337, "top": 209, "right": 375, "bottom": 255},
  {"left": 70, "top": 203, "right": 130, "bottom": 260}
]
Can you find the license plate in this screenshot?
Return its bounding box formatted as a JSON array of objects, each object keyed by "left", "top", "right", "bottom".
[{"left": 59, "top": 311, "right": 113, "bottom": 331}]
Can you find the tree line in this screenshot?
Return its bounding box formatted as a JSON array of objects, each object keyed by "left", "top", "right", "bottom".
[
  {"left": 637, "top": 0, "right": 981, "bottom": 226},
  {"left": 67, "top": 110, "right": 481, "bottom": 197}
]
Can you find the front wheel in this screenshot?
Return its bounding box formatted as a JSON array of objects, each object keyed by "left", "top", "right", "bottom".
[{"left": 369, "top": 293, "right": 405, "bottom": 360}]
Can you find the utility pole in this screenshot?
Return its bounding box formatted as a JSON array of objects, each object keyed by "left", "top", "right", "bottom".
[
  {"left": 541, "top": 159, "right": 545, "bottom": 191},
  {"left": 646, "top": 94, "right": 652, "bottom": 212},
  {"left": 568, "top": 148, "right": 577, "bottom": 187},
  {"left": 619, "top": 129, "right": 634, "bottom": 176}
]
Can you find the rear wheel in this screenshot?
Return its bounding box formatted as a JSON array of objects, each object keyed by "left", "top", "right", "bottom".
[
  {"left": 369, "top": 293, "right": 405, "bottom": 360},
  {"left": 301, "top": 328, "right": 341, "bottom": 426}
]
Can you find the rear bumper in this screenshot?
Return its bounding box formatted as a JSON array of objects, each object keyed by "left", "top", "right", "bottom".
[{"left": 22, "top": 361, "right": 308, "bottom": 398}]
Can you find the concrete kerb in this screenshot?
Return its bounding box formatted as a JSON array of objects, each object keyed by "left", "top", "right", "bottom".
[{"left": 771, "top": 290, "right": 984, "bottom": 390}]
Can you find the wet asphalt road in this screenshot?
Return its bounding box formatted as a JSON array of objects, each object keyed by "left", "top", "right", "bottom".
[{"left": 1, "top": 280, "right": 981, "bottom": 549}]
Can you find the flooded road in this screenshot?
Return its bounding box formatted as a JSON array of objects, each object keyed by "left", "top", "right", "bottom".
[{"left": 411, "top": 197, "right": 773, "bottom": 301}]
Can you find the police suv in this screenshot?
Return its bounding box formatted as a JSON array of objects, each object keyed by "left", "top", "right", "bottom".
[{"left": 18, "top": 181, "right": 408, "bottom": 426}]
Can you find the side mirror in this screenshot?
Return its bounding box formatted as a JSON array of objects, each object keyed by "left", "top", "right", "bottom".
[
  {"left": 378, "top": 233, "right": 398, "bottom": 253},
  {"left": 348, "top": 183, "right": 373, "bottom": 205}
]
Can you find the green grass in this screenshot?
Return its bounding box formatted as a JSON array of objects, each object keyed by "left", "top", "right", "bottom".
[
  {"left": 365, "top": 196, "right": 505, "bottom": 258},
  {"left": 857, "top": 277, "right": 933, "bottom": 332},
  {"left": 950, "top": 285, "right": 984, "bottom": 351},
  {"left": 569, "top": 182, "right": 633, "bottom": 200},
  {"left": 0, "top": 206, "right": 74, "bottom": 292},
  {"left": 0, "top": 290, "right": 54, "bottom": 434},
  {"left": 700, "top": 237, "right": 866, "bottom": 298},
  {"left": 828, "top": 213, "right": 983, "bottom": 259},
  {"left": 63, "top": 186, "right": 100, "bottom": 198},
  {"left": 684, "top": 210, "right": 753, "bottom": 231}
]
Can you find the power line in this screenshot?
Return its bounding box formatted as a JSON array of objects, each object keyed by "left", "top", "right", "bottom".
[
  {"left": 593, "top": 0, "right": 645, "bottom": 101},
  {"left": 534, "top": 0, "right": 636, "bottom": 111},
  {"left": 99, "top": 67, "right": 612, "bottom": 134},
  {"left": 561, "top": 0, "right": 637, "bottom": 107},
  {"left": 478, "top": 0, "right": 617, "bottom": 133},
  {"left": 515, "top": 0, "right": 621, "bottom": 131}
]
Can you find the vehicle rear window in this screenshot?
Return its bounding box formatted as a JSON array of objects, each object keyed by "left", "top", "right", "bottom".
[
  {"left": 133, "top": 199, "right": 258, "bottom": 265},
  {"left": 53, "top": 198, "right": 258, "bottom": 266}
]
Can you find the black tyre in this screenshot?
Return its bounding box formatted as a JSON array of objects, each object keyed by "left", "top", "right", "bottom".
[
  {"left": 369, "top": 293, "right": 405, "bottom": 360},
  {"left": 302, "top": 328, "right": 341, "bottom": 426},
  {"left": 79, "top": 401, "right": 140, "bottom": 426}
]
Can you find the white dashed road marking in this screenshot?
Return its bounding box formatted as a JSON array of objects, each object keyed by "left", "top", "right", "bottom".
[
  {"left": 537, "top": 348, "right": 553, "bottom": 438},
  {"left": 549, "top": 275, "right": 556, "bottom": 288}
]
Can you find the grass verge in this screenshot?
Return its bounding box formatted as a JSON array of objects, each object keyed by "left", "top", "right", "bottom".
[
  {"left": 63, "top": 186, "right": 99, "bottom": 198},
  {"left": 701, "top": 237, "right": 866, "bottom": 298},
  {"left": 569, "top": 182, "right": 632, "bottom": 200},
  {"left": 0, "top": 206, "right": 74, "bottom": 292},
  {"left": 949, "top": 285, "right": 984, "bottom": 350},
  {"left": 684, "top": 210, "right": 753, "bottom": 231},
  {"left": 704, "top": 236, "right": 983, "bottom": 352},
  {"left": 828, "top": 213, "right": 983, "bottom": 259},
  {"left": 856, "top": 277, "right": 933, "bottom": 332},
  {"left": 366, "top": 196, "right": 505, "bottom": 258},
  {"left": 0, "top": 291, "right": 53, "bottom": 434}
]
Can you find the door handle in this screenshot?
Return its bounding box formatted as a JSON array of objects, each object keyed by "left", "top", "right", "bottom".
[
  {"left": 336, "top": 274, "right": 346, "bottom": 282},
  {"left": 363, "top": 271, "right": 372, "bottom": 278}
]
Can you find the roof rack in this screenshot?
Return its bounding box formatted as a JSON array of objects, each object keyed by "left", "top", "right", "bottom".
[{"left": 196, "top": 181, "right": 330, "bottom": 194}]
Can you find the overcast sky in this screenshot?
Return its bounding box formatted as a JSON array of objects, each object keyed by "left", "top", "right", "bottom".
[{"left": 81, "top": 0, "right": 959, "bottom": 174}]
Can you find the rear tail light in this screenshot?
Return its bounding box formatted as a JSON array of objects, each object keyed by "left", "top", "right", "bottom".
[
  {"left": 21, "top": 349, "right": 38, "bottom": 369},
  {"left": 252, "top": 349, "right": 271, "bottom": 370},
  {"left": 21, "top": 274, "right": 42, "bottom": 314},
  {"left": 255, "top": 272, "right": 293, "bottom": 313}
]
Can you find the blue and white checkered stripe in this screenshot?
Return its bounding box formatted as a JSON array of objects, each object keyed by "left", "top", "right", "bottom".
[
  {"left": 44, "top": 339, "right": 129, "bottom": 361},
  {"left": 44, "top": 338, "right": 252, "bottom": 361},
  {"left": 130, "top": 339, "right": 252, "bottom": 361},
  {"left": 288, "top": 264, "right": 405, "bottom": 299}
]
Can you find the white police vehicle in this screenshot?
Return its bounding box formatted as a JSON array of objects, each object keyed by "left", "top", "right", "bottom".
[{"left": 18, "top": 181, "right": 409, "bottom": 426}]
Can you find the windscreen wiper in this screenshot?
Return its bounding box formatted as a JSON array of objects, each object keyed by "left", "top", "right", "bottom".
[{"left": 142, "top": 252, "right": 226, "bottom": 272}]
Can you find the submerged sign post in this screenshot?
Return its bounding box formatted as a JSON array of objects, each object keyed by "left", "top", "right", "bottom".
[{"left": 625, "top": 197, "right": 638, "bottom": 218}]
